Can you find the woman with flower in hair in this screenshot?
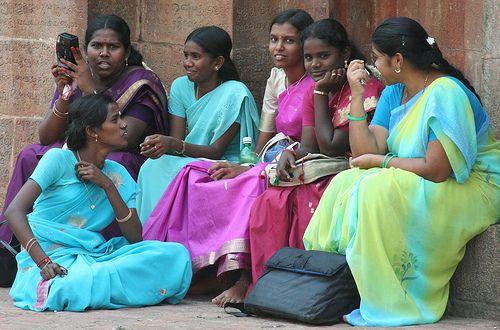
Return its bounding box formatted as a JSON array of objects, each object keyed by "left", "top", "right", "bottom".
[{"left": 304, "top": 17, "right": 499, "bottom": 326}]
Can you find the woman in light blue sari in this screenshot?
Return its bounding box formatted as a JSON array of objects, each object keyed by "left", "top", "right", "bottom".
[
  {"left": 137, "top": 26, "right": 259, "bottom": 222},
  {"left": 5, "top": 95, "right": 192, "bottom": 311}
]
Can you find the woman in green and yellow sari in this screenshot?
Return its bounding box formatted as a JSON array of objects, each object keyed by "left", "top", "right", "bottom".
[{"left": 304, "top": 17, "right": 500, "bottom": 326}]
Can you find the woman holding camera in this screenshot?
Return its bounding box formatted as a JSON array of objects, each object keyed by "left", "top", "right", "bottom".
[
  {"left": 0, "top": 14, "right": 168, "bottom": 260},
  {"left": 6, "top": 94, "right": 191, "bottom": 312}
]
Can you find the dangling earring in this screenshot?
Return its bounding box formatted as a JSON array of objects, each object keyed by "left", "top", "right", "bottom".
[
  {"left": 95, "top": 135, "right": 98, "bottom": 142},
  {"left": 85, "top": 56, "right": 89, "bottom": 63},
  {"left": 125, "top": 58, "right": 128, "bottom": 67},
  {"left": 344, "top": 60, "right": 348, "bottom": 69},
  {"left": 394, "top": 67, "right": 401, "bottom": 74}
]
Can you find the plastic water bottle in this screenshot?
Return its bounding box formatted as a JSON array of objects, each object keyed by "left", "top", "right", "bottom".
[{"left": 239, "top": 137, "right": 257, "bottom": 166}]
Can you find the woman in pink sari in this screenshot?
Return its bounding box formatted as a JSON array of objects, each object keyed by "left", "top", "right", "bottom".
[
  {"left": 143, "top": 9, "right": 314, "bottom": 307},
  {"left": 248, "top": 19, "right": 385, "bottom": 289}
]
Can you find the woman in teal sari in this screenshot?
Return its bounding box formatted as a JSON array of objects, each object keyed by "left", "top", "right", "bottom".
[
  {"left": 5, "top": 95, "right": 192, "bottom": 311},
  {"left": 304, "top": 17, "right": 500, "bottom": 326},
  {"left": 137, "top": 26, "right": 259, "bottom": 222}
]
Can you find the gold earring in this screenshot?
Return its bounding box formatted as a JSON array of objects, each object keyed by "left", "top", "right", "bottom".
[
  {"left": 344, "top": 60, "right": 348, "bottom": 69},
  {"left": 394, "top": 67, "right": 401, "bottom": 74}
]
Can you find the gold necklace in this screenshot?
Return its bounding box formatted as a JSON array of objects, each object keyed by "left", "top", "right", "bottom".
[
  {"left": 403, "top": 72, "right": 429, "bottom": 113},
  {"left": 196, "top": 80, "right": 222, "bottom": 100},
  {"left": 76, "top": 151, "right": 102, "bottom": 210},
  {"left": 285, "top": 73, "right": 307, "bottom": 96},
  {"left": 333, "top": 81, "right": 347, "bottom": 110}
]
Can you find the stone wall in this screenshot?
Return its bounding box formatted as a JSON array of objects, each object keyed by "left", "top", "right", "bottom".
[{"left": 0, "top": 0, "right": 499, "bottom": 207}]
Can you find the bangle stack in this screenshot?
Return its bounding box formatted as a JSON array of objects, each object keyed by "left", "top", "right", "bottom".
[
  {"left": 174, "top": 140, "right": 186, "bottom": 155},
  {"left": 24, "top": 237, "right": 39, "bottom": 254},
  {"left": 36, "top": 256, "right": 52, "bottom": 269},
  {"left": 346, "top": 112, "right": 368, "bottom": 121},
  {"left": 52, "top": 102, "right": 68, "bottom": 119},
  {"left": 313, "top": 90, "right": 328, "bottom": 96},
  {"left": 382, "top": 152, "right": 398, "bottom": 168},
  {"left": 116, "top": 209, "right": 133, "bottom": 223}
]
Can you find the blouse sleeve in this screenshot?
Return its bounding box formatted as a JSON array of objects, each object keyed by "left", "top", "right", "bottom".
[
  {"left": 168, "top": 78, "right": 187, "bottom": 118},
  {"left": 259, "top": 68, "right": 286, "bottom": 132},
  {"left": 30, "top": 149, "right": 65, "bottom": 191},
  {"left": 370, "top": 84, "right": 402, "bottom": 129}
]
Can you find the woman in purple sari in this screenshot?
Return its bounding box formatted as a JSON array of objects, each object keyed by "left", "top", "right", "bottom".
[
  {"left": 143, "top": 9, "right": 314, "bottom": 307},
  {"left": 0, "top": 14, "right": 168, "bottom": 284}
]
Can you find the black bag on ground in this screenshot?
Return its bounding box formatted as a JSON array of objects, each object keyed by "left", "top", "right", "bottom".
[
  {"left": 0, "top": 236, "right": 19, "bottom": 288},
  {"left": 244, "top": 247, "right": 360, "bottom": 325}
]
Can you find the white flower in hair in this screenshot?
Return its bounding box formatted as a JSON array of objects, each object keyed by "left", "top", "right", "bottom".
[{"left": 426, "top": 36, "right": 436, "bottom": 46}]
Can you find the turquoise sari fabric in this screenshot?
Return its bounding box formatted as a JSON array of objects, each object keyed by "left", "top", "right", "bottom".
[
  {"left": 304, "top": 77, "right": 500, "bottom": 326},
  {"left": 137, "top": 76, "right": 260, "bottom": 222},
  {"left": 9, "top": 149, "right": 192, "bottom": 311}
]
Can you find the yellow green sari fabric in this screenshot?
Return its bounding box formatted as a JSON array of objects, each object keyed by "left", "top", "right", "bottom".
[{"left": 303, "top": 77, "right": 500, "bottom": 326}]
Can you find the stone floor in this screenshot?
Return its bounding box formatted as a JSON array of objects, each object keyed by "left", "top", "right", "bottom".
[{"left": 1, "top": 288, "right": 498, "bottom": 329}]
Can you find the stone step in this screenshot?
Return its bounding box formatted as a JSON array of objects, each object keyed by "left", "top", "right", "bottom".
[{"left": 447, "top": 223, "right": 499, "bottom": 320}]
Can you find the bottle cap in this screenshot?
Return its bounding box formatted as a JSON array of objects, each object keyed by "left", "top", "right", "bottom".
[{"left": 243, "top": 137, "right": 252, "bottom": 144}]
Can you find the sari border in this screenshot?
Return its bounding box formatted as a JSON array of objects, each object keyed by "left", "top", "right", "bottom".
[
  {"left": 115, "top": 79, "right": 167, "bottom": 112},
  {"left": 33, "top": 279, "right": 52, "bottom": 310},
  {"left": 191, "top": 238, "right": 250, "bottom": 272}
]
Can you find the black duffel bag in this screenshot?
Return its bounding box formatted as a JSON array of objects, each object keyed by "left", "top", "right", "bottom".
[{"left": 244, "top": 247, "right": 360, "bottom": 325}]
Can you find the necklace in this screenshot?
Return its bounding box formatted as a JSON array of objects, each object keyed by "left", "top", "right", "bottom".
[
  {"left": 76, "top": 151, "right": 102, "bottom": 210},
  {"left": 333, "top": 81, "right": 347, "bottom": 110},
  {"left": 285, "top": 73, "right": 307, "bottom": 96},
  {"left": 196, "top": 80, "right": 222, "bottom": 100},
  {"left": 402, "top": 72, "right": 429, "bottom": 113}
]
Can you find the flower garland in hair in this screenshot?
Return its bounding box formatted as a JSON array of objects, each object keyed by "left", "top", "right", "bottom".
[{"left": 426, "top": 36, "right": 436, "bottom": 47}]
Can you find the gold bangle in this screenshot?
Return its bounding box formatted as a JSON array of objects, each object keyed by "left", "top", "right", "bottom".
[
  {"left": 313, "top": 90, "right": 329, "bottom": 96},
  {"left": 116, "top": 209, "right": 133, "bottom": 223},
  {"left": 25, "top": 237, "right": 38, "bottom": 254},
  {"left": 52, "top": 102, "right": 68, "bottom": 118}
]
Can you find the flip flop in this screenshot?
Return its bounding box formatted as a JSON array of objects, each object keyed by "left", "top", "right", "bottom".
[{"left": 223, "top": 302, "right": 252, "bottom": 317}]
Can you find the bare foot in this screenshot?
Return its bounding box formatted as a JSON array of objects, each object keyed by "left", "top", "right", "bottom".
[{"left": 211, "top": 272, "right": 250, "bottom": 307}]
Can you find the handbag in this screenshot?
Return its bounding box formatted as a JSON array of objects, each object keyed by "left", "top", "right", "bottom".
[
  {"left": 257, "top": 132, "right": 299, "bottom": 163},
  {"left": 0, "top": 221, "right": 20, "bottom": 287},
  {"left": 265, "top": 153, "right": 349, "bottom": 187},
  {"left": 244, "top": 247, "right": 360, "bottom": 325}
]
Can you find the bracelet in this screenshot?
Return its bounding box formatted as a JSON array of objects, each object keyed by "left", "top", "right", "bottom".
[
  {"left": 346, "top": 112, "right": 368, "bottom": 121},
  {"left": 52, "top": 103, "right": 69, "bottom": 119},
  {"left": 26, "top": 238, "right": 39, "bottom": 254},
  {"left": 283, "top": 148, "right": 298, "bottom": 160},
  {"left": 381, "top": 152, "right": 398, "bottom": 168},
  {"left": 385, "top": 154, "right": 397, "bottom": 168},
  {"left": 313, "top": 90, "right": 329, "bottom": 96},
  {"left": 174, "top": 140, "right": 186, "bottom": 155},
  {"left": 36, "top": 256, "right": 52, "bottom": 269},
  {"left": 24, "top": 237, "right": 37, "bottom": 251},
  {"left": 116, "top": 209, "right": 133, "bottom": 223}
]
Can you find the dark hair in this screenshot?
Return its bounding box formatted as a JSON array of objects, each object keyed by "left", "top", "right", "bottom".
[
  {"left": 185, "top": 26, "right": 240, "bottom": 82},
  {"left": 269, "top": 9, "right": 314, "bottom": 34},
  {"left": 301, "top": 19, "right": 366, "bottom": 62},
  {"left": 66, "top": 94, "right": 114, "bottom": 150},
  {"left": 86, "top": 14, "right": 143, "bottom": 66},
  {"left": 372, "top": 17, "right": 480, "bottom": 102}
]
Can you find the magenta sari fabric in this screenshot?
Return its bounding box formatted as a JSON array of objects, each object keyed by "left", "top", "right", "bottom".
[
  {"left": 0, "top": 67, "right": 168, "bottom": 243},
  {"left": 274, "top": 75, "right": 315, "bottom": 142},
  {"left": 143, "top": 161, "right": 267, "bottom": 275}
]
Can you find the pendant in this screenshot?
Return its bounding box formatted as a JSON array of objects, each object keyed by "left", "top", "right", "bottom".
[{"left": 91, "top": 204, "right": 95, "bottom": 210}]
